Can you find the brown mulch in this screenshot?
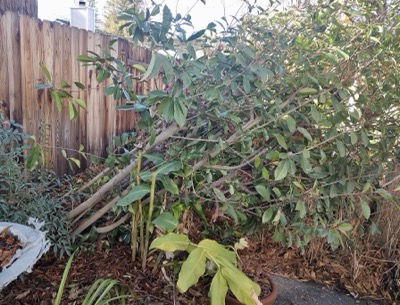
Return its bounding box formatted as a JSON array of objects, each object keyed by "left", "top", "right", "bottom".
[
  {"left": 0, "top": 226, "right": 22, "bottom": 272},
  {"left": 0, "top": 165, "right": 397, "bottom": 304},
  {"left": 0, "top": 232, "right": 396, "bottom": 305}
]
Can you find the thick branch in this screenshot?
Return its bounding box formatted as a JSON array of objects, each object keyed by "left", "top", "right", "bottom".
[{"left": 68, "top": 123, "right": 181, "bottom": 220}]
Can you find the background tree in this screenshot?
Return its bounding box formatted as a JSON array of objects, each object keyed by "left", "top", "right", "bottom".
[{"left": 102, "top": 0, "right": 145, "bottom": 36}]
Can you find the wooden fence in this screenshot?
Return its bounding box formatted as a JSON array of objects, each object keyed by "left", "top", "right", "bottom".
[{"left": 0, "top": 11, "right": 161, "bottom": 176}]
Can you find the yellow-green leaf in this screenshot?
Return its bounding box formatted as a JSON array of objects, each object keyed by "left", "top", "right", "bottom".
[
  {"left": 198, "top": 239, "right": 236, "bottom": 265},
  {"left": 274, "top": 159, "right": 289, "bottom": 181},
  {"left": 74, "top": 98, "right": 87, "bottom": 111},
  {"left": 221, "top": 265, "right": 261, "bottom": 305},
  {"left": 273, "top": 133, "right": 288, "bottom": 150},
  {"left": 210, "top": 270, "right": 228, "bottom": 305},
  {"left": 68, "top": 101, "right": 77, "bottom": 120},
  {"left": 150, "top": 233, "right": 190, "bottom": 252},
  {"left": 295, "top": 201, "right": 307, "bottom": 218},
  {"left": 298, "top": 87, "right": 318, "bottom": 96},
  {"left": 360, "top": 199, "right": 371, "bottom": 220},
  {"left": 177, "top": 248, "right": 206, "bottom": 293},
  {"left": 255, "top": 185, "right": 270, "bottom": 201}
]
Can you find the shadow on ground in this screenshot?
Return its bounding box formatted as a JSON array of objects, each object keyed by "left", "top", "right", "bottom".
[{"left": 271, "top": 274, "right": 385, "bottom": 305}]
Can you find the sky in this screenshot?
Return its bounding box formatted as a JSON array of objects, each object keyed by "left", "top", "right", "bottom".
[{"left": 37, "top": 0, "right": 263, "bottom": 32}]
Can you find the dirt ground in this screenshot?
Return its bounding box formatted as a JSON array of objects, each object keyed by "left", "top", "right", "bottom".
[{"left": 0, "top": 232, "right": 394, "bottom": 305}]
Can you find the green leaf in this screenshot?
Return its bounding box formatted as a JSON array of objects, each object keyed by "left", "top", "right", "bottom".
[
  {"left": 70, "top": 157, "right": 81, "bottom": 168},
  {"left": 255, "top": 185, "right": 270, "bottom": 201},
  {"left": 221, "top": 265, "right": 261, "bottom": 304},
  {"left": 333, "top": 48, "right": 350, "bottom": 60},
  {"left": 198, "top": 239, "right": 236, "bottom": 265},
  {"left": 50, "top": 91, "right": 62, "bottom": 112},
  {"left": 336, "top": 140, "right": 346, "bottom": 157},
  {"left": 298, "top": 87, "right": 318, "bottom": 96},
  {"left": 337, "top": 223, "right": 353, "bottom": 235},
  {"left": 273, "top": 133, "right": 288, "bottom": 150},
  {"left": 300, "top": 153, "right": 312, "bottom": 174},
  {"left": 68, "top": 102, "right": 77, "bottom": 120},
  {"left": 132, "top": 64, "right": 146, "bottom": 73},
  {"left": 376, "top": 188, "right": 395, "bottom": 202},
  {"left": 324, "top": 52, "right": 339, "bottom": 64},
  {"left": 105, "top": 86, "right": 116, "bottom": 96},
  {"left": 74, "top": 81, "right": 85, "bottom": 89},
  {"left": 350, "top": 131, "right": 358, "bottom": 145},
  {"left": 26, "top": 144, "right": 40, "bottom": 171},
  {"left": 262, "top": 207, "right": 274, "bottom": 224},
  {"left": 182, "top": 72, "right": 192, "bottom": 88},
  {"left": 152, "top": 212, "right": 179, "bottom": 231},
  {"left": 174, "top": 98, "right": 188, "bottom": 127},
  {"left": 141, "top": 53, "right": 161, "bottom": 80},
  {"left": 61, "top": 80, "right": 71, "bottom": 88},
  {"left": 310, "top": 105, "right": 322, "bottom": 123},
  {"left": 160, "top": 176, "right": 179, "bottom": 194},
  {"left": 159, "top": 98, "right": 174, "bottom": 121},
  {"left": 39, "top": 63, "right": 52, "bottom": 81},
  {"left": 284, "top": 115, "right": 296, "bottom": 133},
  {"left": 297, "top": 127, "right": 313, "bottom": 141},
  {"left": 362, "top": 181, "right": 371, "bottom": 193},
  {"left": 150, "top": 233, "right": 190, "bottom": 252},
  {"left": 143, "top": 153, "right": 164, "bottom": 165},
  {"left": 261, "top": 167, "right": 269, "bottom": 180},
  {"left": 274, "top": 159, "right": 289, "bottom": 181},
  {"left": 254, "top": 156, "right": 261, "bottom": 168},
  {"left": 116, "top": 184, "right": 150, "bottom": 206},
  {"left": 177, "top": 248, "right": 206, "bottom": 293},
  {"left": 360, "top": 199, "right": 371, "bottom": 220},
  {"left": 74, "top": 98, "right": 87, "bottom": 111},
  {"left": 213, "top": 188, "right": 226, "bottom": 202},
  {"left": 161, "top": 5, "right": 173, "bottom": 34},
  {"left": 243, "top": 76, "right": 251, "bottom": 94},
  {"left": 295, "top": 201, "right": 306, "bottom": 218},
  {"left": 187, "top": 29, "right": 206, "bottom": 42},
  {"left": 76, "top": 54, "right": 94, "bottom": 63},
  {"left": 210, "top": 270, "right": 228, "bottom": 305},
  {"left": 156, "top": 161, "right": 182, "bottom": 176}
]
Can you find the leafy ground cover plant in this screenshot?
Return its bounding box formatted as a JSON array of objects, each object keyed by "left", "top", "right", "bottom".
[
  {"left": 151, "top": 233, "right": 262, "bottom": 305},
  {"left": 0, "top": 117, "right": 72, "bottom": 256}
]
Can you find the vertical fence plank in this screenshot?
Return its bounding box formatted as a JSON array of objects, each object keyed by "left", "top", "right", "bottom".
[
  {"left": 6, "top": 12, "right": 23, "bottom": 123},
  {"left": 78, "top": 28, "right": 88, "bottom": 169},
  {"left": 85, "top": 30, "right": 96, "bottom": 164},
  {"left": 0, "top": 13, "right": 9, "bottom": 114},
  {"left": 1, "top": 12, "right": 153, "bottom": 177},
  {"left": 42, "top": 20, "right": 56, "bottom": 171},
  {"left": 53, "top": 22, "right": 67, "bottom": 176},
  {"left": 20, "top": 15, "right": 35, "bottom": 136}
]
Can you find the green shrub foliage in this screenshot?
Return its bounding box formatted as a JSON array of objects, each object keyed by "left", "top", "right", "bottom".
[{"left": 79, "top": 0, "right": 399, "bottom": 250}]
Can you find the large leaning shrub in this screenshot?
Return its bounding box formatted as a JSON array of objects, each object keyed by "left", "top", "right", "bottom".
[{"left": 72, "top": 0, "right": 399, "bottom": 251}]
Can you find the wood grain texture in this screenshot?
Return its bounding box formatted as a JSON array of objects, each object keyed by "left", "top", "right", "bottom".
[{"left": 0, "top": 12, "right": 155, "bottom": 176}]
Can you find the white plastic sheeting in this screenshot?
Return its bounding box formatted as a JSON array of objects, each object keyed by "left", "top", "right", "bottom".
[{"left": 0, "top": 218, "right": 50, "bottom": 290}]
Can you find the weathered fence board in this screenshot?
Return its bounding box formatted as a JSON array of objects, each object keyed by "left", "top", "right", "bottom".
[{"left": 0, "top": 12, "right": 154, "bottom": 176}]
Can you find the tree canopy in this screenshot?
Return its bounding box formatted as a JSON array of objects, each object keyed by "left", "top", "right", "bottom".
[{"left": 102, "top": 0, "right": 145, "bottom": 36}]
